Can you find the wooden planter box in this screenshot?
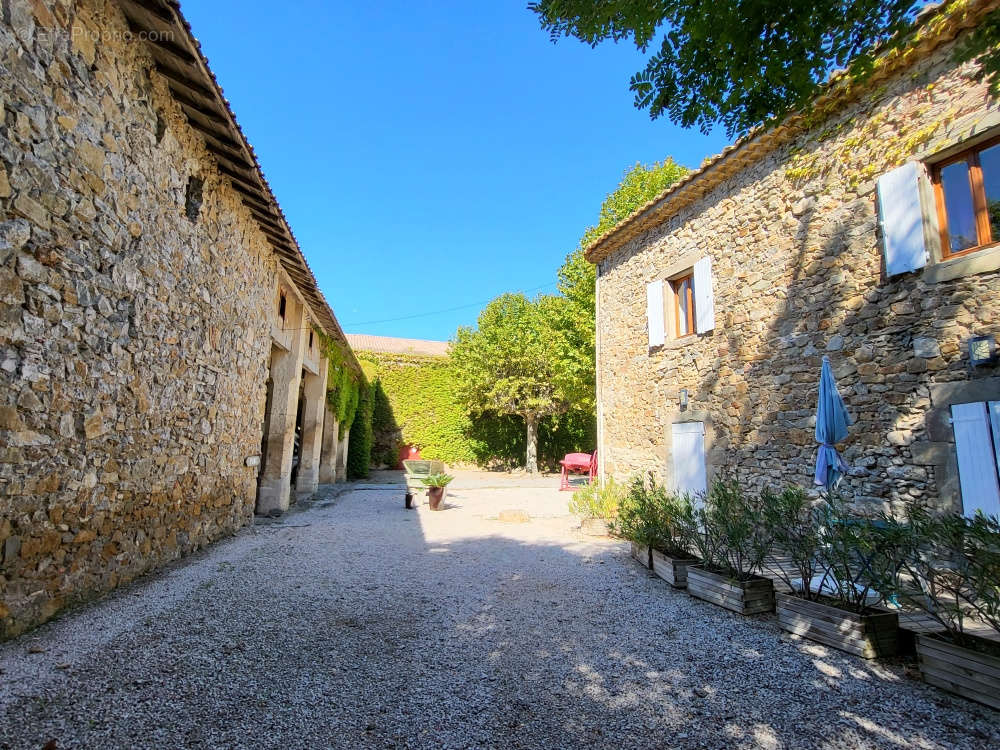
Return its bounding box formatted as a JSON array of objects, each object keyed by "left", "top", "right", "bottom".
[
  {"left": 916, "top": 633, "right": 1000, "bottom": 710},
  {"left": 776, "top": 593, "right": 898, "bottom": 659},
  {"left": 687, "top": 566, "right": 774, "bottom": 615},
  {"left": 651, "top": 549, "right": 696, "bottom": 588},
  {"left": 630, "top": 542, "right": 651, "bottom": 569}
]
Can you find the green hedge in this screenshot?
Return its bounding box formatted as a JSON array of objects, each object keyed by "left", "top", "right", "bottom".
[
  {"left": 346, "top": 378, "right": 375, "bottom": 479},
  {"left": 359, "top": 352, "right": 596, "bottom": 470}
]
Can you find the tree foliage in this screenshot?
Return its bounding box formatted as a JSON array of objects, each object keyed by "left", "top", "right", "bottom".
[
  {"left": 550, "top": 159, "right": 689, "bottom": 415},
  {"left": 529, "top": 1, "right": 995, "bottom": 136},
  {"left": 580, "top": 158, "right": 690, "bottom": 248},
  {"left": 346, "top": 378, "right": 375, "bottom": 479},
  {"left": 450, "top": 293, "right": 578, "bottom": 472}
]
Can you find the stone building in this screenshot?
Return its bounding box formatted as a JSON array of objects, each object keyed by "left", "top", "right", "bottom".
[
  {"left": 590, "top": 1, "right": 1000, "bottom": 518},
  {"left": 1, "top": 0, "right": 359, "bottom": 639}
]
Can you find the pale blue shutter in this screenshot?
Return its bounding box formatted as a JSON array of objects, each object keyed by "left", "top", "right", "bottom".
[
  {"left": 876, "top": 162, "right": 928, "bottom": 276},
  {"left": 646, "top": 280, "right": 665, "bottom": 348},
  {"left": 672, "top": 421, "right": 707, "bottom": 499},
  {"left": 951, "top": 402, "right": 1000, "bottom": 518},
  {"left": 990, "top": 401, "right": 1000, "bottom": 490},
  {"left": 693, "top": 256, "right": 715, "bottom": 333}
]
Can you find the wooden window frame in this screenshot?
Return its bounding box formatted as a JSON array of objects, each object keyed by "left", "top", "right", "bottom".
[
  {"left": 932, "top": 135, "right": 1000, "bottom": 260},
  {"left": 670, "top": 272, "right": 696, "bottom": 339}
]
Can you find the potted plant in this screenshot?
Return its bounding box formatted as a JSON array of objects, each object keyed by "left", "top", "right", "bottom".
[
  {"left": 679, "top": 477, "right": 775, "bottom": 615},
  {"left": 636, "top": 475, "right": 699, "bottom": 587},
  {"left": 568, "top": 477, "right": 623, "bottom": 536},
  {"left": 763, "top": 488, "right": 901, "bottom": 659},
  {"left": 880, "top": 505, "right": 1000, "bottom": 708},
  {"left": 609, "top": 475, "right": 657, "bottom": 569},
  {"left": 420, "top": 473, "right": 454, "bottom": 511}
]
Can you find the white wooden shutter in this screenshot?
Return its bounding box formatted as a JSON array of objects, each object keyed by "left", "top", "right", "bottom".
[
  {"left": 693, "top": 256, "right": 715, "bottom": 333},
  {"left": 646, "top": 280, "right": 665, "bottom": 348},
  {"left": 990, "top": 401, "right": 1000, "bottom": 489},
  {"left": 672, "top": 421, "right": 707, "bottom": 499},
  {"left": 876, "top": 162, "right": 928, "bottom": 276},
  {"left": 951, "top": 402, "right": 1000, "bottom": 518}
]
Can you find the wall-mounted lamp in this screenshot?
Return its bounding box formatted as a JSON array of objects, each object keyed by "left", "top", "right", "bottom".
[
  {"left": 969, "top": 336, "right": 998, "bottom": 367},
  {"left": 679, "top": 388, "right": 688, "bottom": 410}
]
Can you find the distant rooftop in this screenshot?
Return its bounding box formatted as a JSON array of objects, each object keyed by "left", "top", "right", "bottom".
[{"left": 346, "top": 334, "right": 450, "bottom": 357}]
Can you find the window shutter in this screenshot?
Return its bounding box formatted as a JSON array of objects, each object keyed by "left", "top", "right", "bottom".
[
  {"left": 990, "top": 401, "right": 1000, "bottom": 485},
  {"left": 693, "top": 256, "right": 715, "bottom": 333},
  {"left": 646, "top": 280, "right": 665, "bottom": 348},
  {"left": 672, "top": 421, "right": 707, "bottom": 500},
  {"left": 951, "top": 402, "right": 1000, "bottom": 518},
  {"left": 876, "top": 162, "right": 928, "bottom": 276}
]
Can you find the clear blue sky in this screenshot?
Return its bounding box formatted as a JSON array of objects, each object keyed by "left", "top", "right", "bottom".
[{"left": 183, "top": 0, "right": 729, "bottom": 341}]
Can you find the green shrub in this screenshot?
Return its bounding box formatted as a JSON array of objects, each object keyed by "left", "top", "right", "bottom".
[
  {"left": 346, "top": 379, "right": 375, "bottom": 479},
  {"left": 760, "top": 484, "right": 825, "bottom": 600},
  {"left": 878, "top": 505, "right": 1000, "bottom": 646},
  {"left": 420, "top": 473, "right": 455, "bottom": 488},
  {"left": 568, "top": 477, "right": 623, "bottom": 520},
  {"left": 811, "top": 493, "right": 909, "bottom": 613},
  {"left": 611, "top": 474, "right": 695, "bottom": 557},
  {"left": 679, "top": 476, "right": 772, "bottom": 581},
  {"left": 359, "top": 351, "right": 595, "bottom": 468}
]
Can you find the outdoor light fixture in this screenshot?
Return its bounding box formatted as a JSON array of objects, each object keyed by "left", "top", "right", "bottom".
[
  {"left": 679, "top": 389, "right": 688, "bottom": 410},
  {"left": 969, "top": 335, "right": 998, "bottom": 367}
]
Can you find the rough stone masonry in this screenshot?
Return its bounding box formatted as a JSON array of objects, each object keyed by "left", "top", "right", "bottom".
[
  {"left": 592, "top": 5, "right": 1000, "bottom": 515},
  {"left": 0, "top": 0, "right": 351, "bottom": 639}
]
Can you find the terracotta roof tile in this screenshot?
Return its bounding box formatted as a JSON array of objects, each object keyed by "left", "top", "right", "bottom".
[{"left": 346, "top": 334, "right": 450, "bottom": 357}]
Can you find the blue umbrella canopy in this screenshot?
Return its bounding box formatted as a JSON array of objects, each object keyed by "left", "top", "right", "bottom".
[{"left": 814, "top": 356, "right": 853, "bottom": 489}]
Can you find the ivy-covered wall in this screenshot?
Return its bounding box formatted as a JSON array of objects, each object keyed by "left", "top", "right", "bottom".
[{"left": 359, "top": 351, "right": 596, "bottom": 470}]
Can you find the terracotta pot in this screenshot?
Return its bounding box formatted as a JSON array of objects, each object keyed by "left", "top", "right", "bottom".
[{"left": 427, "top": 486, "right": 445, "bottom": 510}]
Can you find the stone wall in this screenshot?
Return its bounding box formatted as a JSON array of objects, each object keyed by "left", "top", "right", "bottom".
[
  {"left": 596, "top": 35, "right": 1000, "bottom": 514},
  {"left": 0, "top": 0, "right": 287, "bottom": 638}
]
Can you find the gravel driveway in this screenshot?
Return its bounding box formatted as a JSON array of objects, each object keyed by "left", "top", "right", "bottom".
[{"left": 1, "top": 478, "right": 998, "bottom": 749}]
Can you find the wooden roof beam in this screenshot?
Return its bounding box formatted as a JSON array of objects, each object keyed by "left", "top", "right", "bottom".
[{"left": 154, "top": 63, "right": 218, "bottom": 105}]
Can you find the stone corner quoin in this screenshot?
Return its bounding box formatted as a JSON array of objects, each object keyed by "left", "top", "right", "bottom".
[{"left": 0, "top": 0, "right": 353, "bottom": 639}]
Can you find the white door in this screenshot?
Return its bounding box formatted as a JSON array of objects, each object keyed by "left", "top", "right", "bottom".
[
  {"left": 672, "top": 421, "right": 707, "bottom": 499},
  {"left": 951, "top": 402, "right": 1000, "bottom": 518}
]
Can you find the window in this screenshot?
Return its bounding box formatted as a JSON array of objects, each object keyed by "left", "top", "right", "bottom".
[
  {"left": 644, "top": 256, "right": 715, "bottom": 349},
  {"left": 933, "top": 137, "right": 1000, "bottom": 259},
  {"left": 951, "top": 401, "right": 1000, "bottom": 518},
  {"left": 278, "top": 292, "right": 286, "bottom": 320},
  {"left": 671, "top": 273, "right": 695, "bottom": 338},
  {"left": 308, "top": 331, "right": 314, "bottom": 349}
]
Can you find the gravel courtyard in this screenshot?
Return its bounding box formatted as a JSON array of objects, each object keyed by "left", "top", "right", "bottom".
[{"left": 1, "top": 475, "right": 998, "bottom": 750}]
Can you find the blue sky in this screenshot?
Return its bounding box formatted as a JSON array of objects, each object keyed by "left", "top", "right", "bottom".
[{"left": 183, "top": 0, "right": 729, "bottom": 341}]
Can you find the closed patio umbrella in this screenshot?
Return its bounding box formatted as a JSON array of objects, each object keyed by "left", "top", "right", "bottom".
[{"left": 814, "top": 356, "right": 852, "bottom": 489}]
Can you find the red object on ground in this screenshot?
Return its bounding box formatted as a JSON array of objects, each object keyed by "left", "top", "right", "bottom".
[
  {"left": 397, "top": 444, "right": 421, "bottom": 470},
  {"left": 559, "top": 451, "right": 597, "bottom": 491}
]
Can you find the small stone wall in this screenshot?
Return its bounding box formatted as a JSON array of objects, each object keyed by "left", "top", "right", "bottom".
[
  {"left": 0, "top": 0, "right": 282, "bottom": 638},
  {"left": 596, "top": 37, "right": 1000, "bottom": 512}
]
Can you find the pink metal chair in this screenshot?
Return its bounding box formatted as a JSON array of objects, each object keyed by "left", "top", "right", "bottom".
[{"left": 559, "top": 450, "right": 597, "bottom": 491}]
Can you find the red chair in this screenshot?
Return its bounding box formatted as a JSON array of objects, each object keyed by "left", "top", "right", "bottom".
[{"left": 559, "top": 450, "right": 597, "bottom": 491}]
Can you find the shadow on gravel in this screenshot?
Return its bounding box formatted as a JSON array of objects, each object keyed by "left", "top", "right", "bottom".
[{"left": 1, "top": 490, "right": 997, "bottom": 749}]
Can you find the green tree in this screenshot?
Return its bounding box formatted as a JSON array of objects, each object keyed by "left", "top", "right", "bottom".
[
  {"left": 451, "top": 293, "right": 572, "bottom": 473},
  {"left": 529, "top": 1, "right": 999, "bottom": 136},
  {"left": 551, "top": 159, "right": 690, "bottom": 411},
  {"left": 580, "top": 158, "right": 690, "bottom": 248}
]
